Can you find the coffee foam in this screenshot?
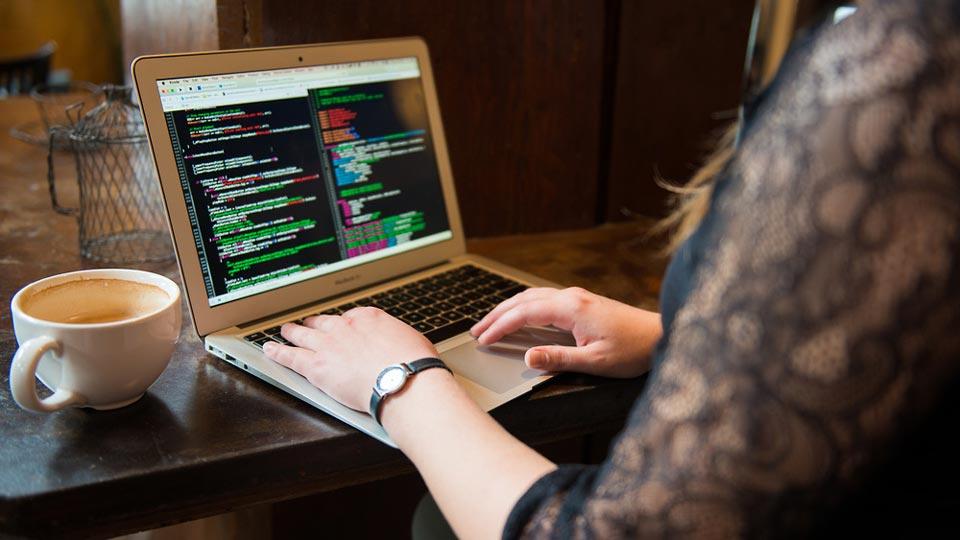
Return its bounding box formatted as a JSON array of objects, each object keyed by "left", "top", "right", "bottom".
[{"left": 22, "top": 278, "right": 171, "bottom": 325}]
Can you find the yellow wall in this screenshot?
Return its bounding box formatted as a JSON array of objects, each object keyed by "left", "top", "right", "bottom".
[{"left": 0, "top": 0, "right": 122, "bottom": 85}]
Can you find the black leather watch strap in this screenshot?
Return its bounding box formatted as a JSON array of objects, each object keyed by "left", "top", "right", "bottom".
[
  {"left": 405, "top": 357, "right": 450, "bottom": 375},
  {"left": 370, "top": 357, "right": 451, "bottom": 426}
]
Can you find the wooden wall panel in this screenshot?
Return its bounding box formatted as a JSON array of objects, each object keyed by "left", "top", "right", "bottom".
[
  {"left": 260, "top": 1, "right": 607, "bottom": 237},
  {"left": 217, "top": 0, "right": 263, "bottom": 50},
  {"left": 605, "top": 0, "right": 755, "bottom": 220},
  {"left": 120, "top": 0, "right": 219, "bottom": 83}
]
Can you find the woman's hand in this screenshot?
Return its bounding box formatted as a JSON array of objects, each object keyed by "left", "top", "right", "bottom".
[
  {"left": 262, "top": 307, "right": 439, "bottom": 412},
  {"left": 471, "top": 287, "right": 662, "bottom": 378}
]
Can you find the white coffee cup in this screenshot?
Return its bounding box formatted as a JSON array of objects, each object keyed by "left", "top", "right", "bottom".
[{"left": 9, "top": 268, "right": 181, "bottom": 412}]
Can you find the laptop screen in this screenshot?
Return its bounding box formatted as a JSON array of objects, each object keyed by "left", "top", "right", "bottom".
[{"left": 156, "top": 57, "right": 452, "bottom": 307}]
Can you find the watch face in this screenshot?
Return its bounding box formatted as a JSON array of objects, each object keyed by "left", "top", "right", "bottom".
[{"left": 378, "top": 365, "right": 407, "bottom": 393}]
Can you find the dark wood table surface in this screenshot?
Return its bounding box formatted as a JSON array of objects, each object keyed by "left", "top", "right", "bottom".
[{"left": 0, "top": 96, "right": 666, "bottom": 539}]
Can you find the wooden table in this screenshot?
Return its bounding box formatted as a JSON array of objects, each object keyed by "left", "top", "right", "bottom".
[{"left": 0, "top": 96, "right": 666, "bottom": 539}]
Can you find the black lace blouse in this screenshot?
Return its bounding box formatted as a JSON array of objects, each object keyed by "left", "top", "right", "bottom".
[{"left": 503, "top": 1, "right": 960, "bottom": 537}]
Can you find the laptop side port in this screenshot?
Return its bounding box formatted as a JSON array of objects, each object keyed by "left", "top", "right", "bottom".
[{"left": 207, "top": 345, "right": 247, "bottom": 370}]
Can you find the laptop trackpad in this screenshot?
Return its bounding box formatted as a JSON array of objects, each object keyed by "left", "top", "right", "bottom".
[{"left": 442, "top": 326, "right": 574, "bottom": 393}]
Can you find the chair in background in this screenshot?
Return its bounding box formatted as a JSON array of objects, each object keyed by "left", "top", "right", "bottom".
[{"left": 0, "top": 41, "right": 57, "bottom": 97}]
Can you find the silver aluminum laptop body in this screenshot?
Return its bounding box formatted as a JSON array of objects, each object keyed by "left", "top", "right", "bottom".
[{"left": 132, "top": 38, "right": 570, "bottom": 447}]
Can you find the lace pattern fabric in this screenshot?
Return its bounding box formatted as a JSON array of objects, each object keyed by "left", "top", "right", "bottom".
[{"left": 504, "top": 1, "right": 960, "bottom": 538}]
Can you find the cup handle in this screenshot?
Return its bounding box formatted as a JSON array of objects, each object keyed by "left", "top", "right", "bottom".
[
  {"left": 10, "top": 336, "right": 85, "bottom": 413},
  {"left": 46, "top": 126, "right": 79, "bottom": 216}
]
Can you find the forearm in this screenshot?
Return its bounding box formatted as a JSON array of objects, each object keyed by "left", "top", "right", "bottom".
[{"left": 381, "top": 369, "right": 557, "bottom": 540}]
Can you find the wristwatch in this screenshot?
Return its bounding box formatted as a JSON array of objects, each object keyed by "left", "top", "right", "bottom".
[{"left": 369, "top": 357, "right": 451, "bottom": 426}]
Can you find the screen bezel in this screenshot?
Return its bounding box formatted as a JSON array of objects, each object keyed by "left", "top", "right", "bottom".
[{"left": 132, "top": 38, "right": 466, "bottom": 337}]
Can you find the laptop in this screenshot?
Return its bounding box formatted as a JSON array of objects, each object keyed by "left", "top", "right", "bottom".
[{"left": 132, "top": 37, "right": 573, "bottom": 447}]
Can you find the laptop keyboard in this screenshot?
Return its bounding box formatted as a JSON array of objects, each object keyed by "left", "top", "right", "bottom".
[{"left": 243, "top": 265, "right": 526, "bottom": 349}]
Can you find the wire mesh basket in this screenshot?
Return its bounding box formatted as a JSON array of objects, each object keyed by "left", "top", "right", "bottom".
[{"left": 48, "top": 85, "right": 173, "bottom": 264}]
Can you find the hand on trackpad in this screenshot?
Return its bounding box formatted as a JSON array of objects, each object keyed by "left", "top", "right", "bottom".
[{"left": 443, "top": 326, "right": 574, "bottom": 393}]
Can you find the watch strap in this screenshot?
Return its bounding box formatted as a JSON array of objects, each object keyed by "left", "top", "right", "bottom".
[
  {"left": 369, "top": 357, "right": 451, "bottom": 426},
  {"left": 405, "top": 357, "right": 450, "bottom": 375}
]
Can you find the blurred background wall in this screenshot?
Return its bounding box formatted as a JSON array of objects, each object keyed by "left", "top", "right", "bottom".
[
  {"left": 2, "top": 0, "right": 754, "bottom": 237},
  {"left": 0, "top": 0, "right": 122, "bottom": 85}
]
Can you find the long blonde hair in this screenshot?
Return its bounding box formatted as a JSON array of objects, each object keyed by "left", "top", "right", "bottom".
[
  {"left": 654, "top": 0, "right": 827, "bottom": 252},
  {"left": 654, "top": 123, "right": 739, "bottom": 254}
]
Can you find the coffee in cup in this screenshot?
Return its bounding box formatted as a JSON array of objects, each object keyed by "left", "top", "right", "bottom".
[{"left": 10, "top": 268, "right": 181, "bottom": 412}]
